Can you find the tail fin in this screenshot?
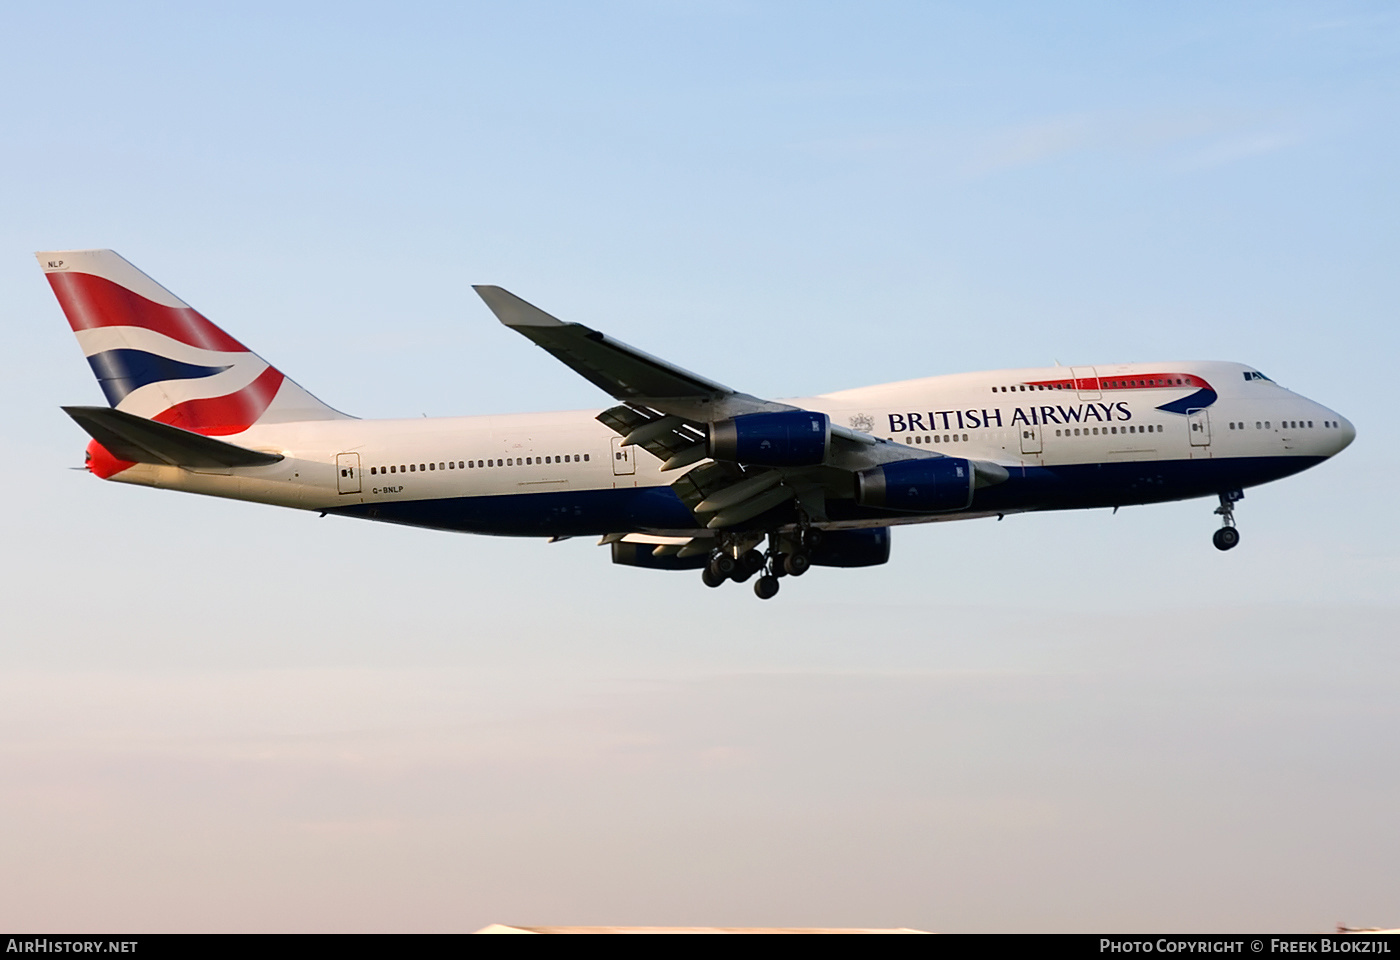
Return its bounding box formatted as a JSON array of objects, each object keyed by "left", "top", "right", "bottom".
[{"left": 38, "top": 250, "right": 350, "bottom": 435}]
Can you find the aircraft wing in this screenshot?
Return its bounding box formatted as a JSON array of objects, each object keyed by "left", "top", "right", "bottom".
[
  {"left": 473, "top": 285, "right": 792, "bottom": 422},
  {"left": 475, "top": 285, "right": 1006, "bottom": 530}
]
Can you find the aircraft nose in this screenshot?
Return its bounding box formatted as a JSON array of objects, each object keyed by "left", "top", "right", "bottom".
[
  {"left": 1320, "top": 408, "right": 1355, "bottom": 455},
  {"left": 1337, "top": 414, "right": 1356, "bottom": 450}
]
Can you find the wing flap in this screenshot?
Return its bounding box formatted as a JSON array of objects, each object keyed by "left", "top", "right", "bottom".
[
  {"left": 63, "top": 405, "right": 284, "bottom": 469},
  {"left": 596, "top": 403, "right": 708, "bottom": 469}
]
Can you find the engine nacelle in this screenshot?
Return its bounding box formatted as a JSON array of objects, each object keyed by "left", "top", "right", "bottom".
[
  {"left": 709, "top": 411, "right": 830, "bottom": 467},
  {"left": 809, "top": 528, "right": 891, "bottom": 568},
  {"left": 855, "top": 457, "right": 975, "bottom": 513}
]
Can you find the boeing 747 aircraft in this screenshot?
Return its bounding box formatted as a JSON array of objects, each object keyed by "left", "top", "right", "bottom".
[{"left": 42, "top": 249, "right": 1355, "bottom": 599}]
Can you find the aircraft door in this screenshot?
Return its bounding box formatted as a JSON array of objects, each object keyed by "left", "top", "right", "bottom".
[
  {"left": 610, "top": 436, "right": 636, "bottom": 476},
  {"left": 1188, "top": 409, "right": 1211, "bottom": 447},
  {"left": 1019, "top": 424, "right": 1043, "bottom": 455},
  {"left": 1072, "top": 366, "right": 1101, "bottom": 400},
  {"left": 336, "top": 453, "right": 362, "bottom": 494}
]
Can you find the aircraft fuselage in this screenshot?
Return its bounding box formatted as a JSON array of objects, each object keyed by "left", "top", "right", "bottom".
[{"left": 97, "top": 359, "right": 1353, "bottom": 538}]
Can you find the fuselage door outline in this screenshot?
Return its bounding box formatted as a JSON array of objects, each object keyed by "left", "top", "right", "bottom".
[
  {"left": 1072, "top": 366, "right": 1101, "bottom": 401},
  {"left": 610, "top": 436, "right": 636, "bottom": 476},
  {"left": 336, "top": 452, "right": 362, "bottom": 494},
  {"left": 1188, "top": 409, "right": 1211, "bottom": 448}
]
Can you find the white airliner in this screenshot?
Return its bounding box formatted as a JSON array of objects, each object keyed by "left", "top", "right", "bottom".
[{"left": 42, "top": 249, "right": 1355, "bottom": 599}]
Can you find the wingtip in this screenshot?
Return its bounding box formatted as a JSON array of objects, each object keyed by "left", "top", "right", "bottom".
[{"left": 473, "top": 285, "right": 565, "bottom": 328}]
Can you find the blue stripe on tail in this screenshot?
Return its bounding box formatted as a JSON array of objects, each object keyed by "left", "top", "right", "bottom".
[{"left": 86, "top": 349, "right": 232, "bottom": 406}]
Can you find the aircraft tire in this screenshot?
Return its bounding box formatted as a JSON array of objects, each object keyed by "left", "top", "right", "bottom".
[
  {"left": 784, "top": 553, "right": 810, "bottom": 577},
  {"left": 754, "top": 575, "right": 779, "bottom": 600},
  {"left": 702, "top": 566, "right": 726, "bottom": 588},
  {"left": 1213, "top": 527, "right": 1240, "bottom": 551}
]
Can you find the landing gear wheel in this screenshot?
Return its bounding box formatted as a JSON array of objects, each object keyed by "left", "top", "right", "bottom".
[
  {"left": 712, "top": 554, "right": 736, "bottom": 578},
  {"left": 702, "top": 565, "right": 726, "bottom": 588},
  {"left": 1212, "top": 490, "right": 1244, "bottom": 552},
  {"left": 783, "top": 552, "right": 810, "bottom": 577},
  {"left": 754, "top": 575, "right": 779, "bottom": 600},
  {"left": 1212, "top": 527, "right": 1240, "bottom": 551},
  {"left": 771, "top": 553, "right": 789, "bottom": 577}
]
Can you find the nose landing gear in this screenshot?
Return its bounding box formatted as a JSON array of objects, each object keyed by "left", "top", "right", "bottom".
[{"left": 1212, "top": 490, "right": 1243, "bottom": 551}]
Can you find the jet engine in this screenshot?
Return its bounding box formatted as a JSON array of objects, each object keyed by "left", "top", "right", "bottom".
[
  {"left": 855, "top": 457, "right": 975, "bottom": 513},
  {"left": 708, "top": 411, "right": 830, "bottom": 467},
  {"left": 809, "top": 528, "right": 891, "bottom": 567}
]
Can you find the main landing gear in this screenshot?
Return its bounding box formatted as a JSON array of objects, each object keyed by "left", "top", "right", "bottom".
[
  {"left": 1212, "top": 489, "right": 1243, "bottom": 551},
  {"left": 702, "top": 529, "right": 822, "bottom": 599}
]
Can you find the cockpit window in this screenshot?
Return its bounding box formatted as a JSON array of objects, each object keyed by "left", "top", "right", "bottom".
[{"left": 1243, "top": 370, "right": 1273, "bottom": 382}]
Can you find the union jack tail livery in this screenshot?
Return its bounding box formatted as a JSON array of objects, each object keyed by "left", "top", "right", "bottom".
[{"left": 39, "top": 249, "right": 348, "bottom": 436}]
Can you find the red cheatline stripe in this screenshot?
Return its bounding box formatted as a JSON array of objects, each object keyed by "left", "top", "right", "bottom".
[
  {"left": 152, "top": 366, "right": 285, "bottom": 436},
  {"left": 47, "top": 271, "right": 249, "bottom": 353},
  {"left": 1024, "top": 373, "right": 1211, "bottom": 391}
]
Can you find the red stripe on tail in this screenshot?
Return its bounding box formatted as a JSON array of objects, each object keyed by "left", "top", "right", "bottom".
[
  {"left": 153, "top": 366, "right": 285, "bottom": 436},
  {"left": 46, "top": 271, "right": 248, "bottom": 353}
]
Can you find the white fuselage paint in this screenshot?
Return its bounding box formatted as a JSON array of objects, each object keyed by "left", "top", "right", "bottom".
[{"left": 101, "top": 360, "right": 1354, "bottom": 533}]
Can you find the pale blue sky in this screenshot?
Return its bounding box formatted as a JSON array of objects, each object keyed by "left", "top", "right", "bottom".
[{"left": 1, "top": 1, "right": 1396, "bottom": 932}]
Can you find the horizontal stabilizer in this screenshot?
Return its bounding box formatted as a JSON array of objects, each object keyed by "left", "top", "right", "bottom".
[{"left": 63, "top": 406, "right": 284, "bottom": 469}]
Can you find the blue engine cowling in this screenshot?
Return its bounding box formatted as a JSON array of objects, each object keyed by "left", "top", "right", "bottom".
[
  {"left": 855, "top": 457, "right": 974, "bottom": 513},
  {"left": 809, "top": 528, "right": 891, "bottom": 567},
  {"left": 709, "top": 411, "right": 830, "bottom": 466}
]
